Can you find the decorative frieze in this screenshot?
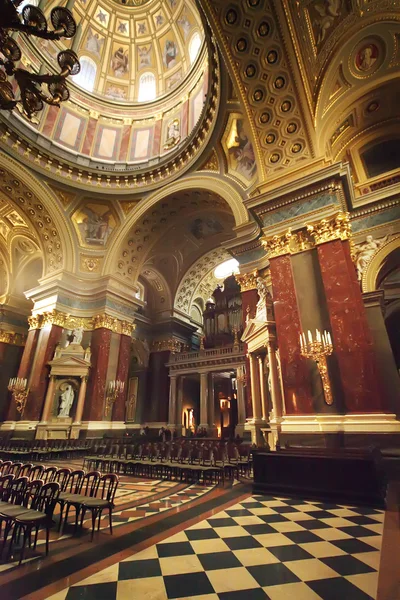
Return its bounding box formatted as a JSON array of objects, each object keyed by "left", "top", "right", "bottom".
[
  {"left": 151, "top": 338, "right": 183, "bottom": 353},
  {"left": 28, "top": 311, "right": 135, "bottom": 336},
  {"left": 0, "top": 330, "right": 26, "bottom": 346}
]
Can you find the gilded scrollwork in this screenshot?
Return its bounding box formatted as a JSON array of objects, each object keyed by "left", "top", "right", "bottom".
[
  {"left": 235, "top": 270, "right": 259, "bottom": 292},
  {"left": 306, "top": 212, "right": 351, "bottom": 244},
  {"left": 0, "top": 330, "right": 26, "bottom": 345}
]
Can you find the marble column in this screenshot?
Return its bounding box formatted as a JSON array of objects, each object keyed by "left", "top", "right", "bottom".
[
  {"left": 267, "top": 339, "right": 284, "bottom": 420},
  {"left": 316, "top": 239, "right": 384, "bottom": 412},
  {"left": 24, "top": 324, "right": 63, "bottom": 422},
  {"left": 258, "top": 355, "right": 269, "bottom": 422},
  {"left": 70, "top": 376, "right": 88, "bottom": 439},
  {"left": 40, "top": 375, "right": 57, "bottom": 423},
  {"left": 236, "top": 365, "right": 247, "bottom": 436},
  {"left": 168, "top": 374, "right": 177, "bottom": 428},
  {"left": 208, "top": 372, "right": 217, "bottom": 433},
  {"left": 249, "top": 353, "right": 263, "bottom": 420},
  {"left": 269, "top": 254, "right": 313, "bottom": 414},
  {"left": 146, "top": 351, "right": 170, "bottom": 423},
  {"left": 113, "top": 334, "right": 131, "bottom": 422},
  {"left": 176, "top": 375, "right": 184, "bottom": 434},
  {"left": 363, "top": 291, "right": 400, "bottom": 414},
  {"left": 84, "top": 328, "right": 112, "bottom": 422},
  {"left": 240, "top": 287, "right": 259, "bottom": 418},
  {"left": 199, "top": 372, "right": 209, "bottom": 429}
]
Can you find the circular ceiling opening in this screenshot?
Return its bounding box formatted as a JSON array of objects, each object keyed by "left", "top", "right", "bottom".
[{"left": 214, "top": 259, "right": 240, "bottom": 280}]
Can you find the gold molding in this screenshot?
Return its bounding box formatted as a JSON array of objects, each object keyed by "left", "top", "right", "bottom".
[
  {"left": 41, "top": 310, "right": 69, "bottom": 328},
  {"left": 306, "top": 212, "right": 351, "bottom": 244},
  {"left": 0, "top": 330, "right": 26, "bottom": 346},
  {"left": 151, "top": 338, "right": 183, "bottom": 353},
  {"left": 235, "top": 270, "right": 259, "bottom": 292},
  {"left": 27, "top": 315, "right": 41, "bottom": 330},
  {"left": 29, "top": 311, "right": 135, "bottom": 335}
]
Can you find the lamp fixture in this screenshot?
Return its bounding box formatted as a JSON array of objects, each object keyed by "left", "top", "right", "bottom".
[
  {"left": 8, "top": 376, "right": 29, "bottom": 414},
  {"left": 300, "top": 329, "right": 334, "bottom": 405},
  {"left": 0, "top": 0, "right": 80, "bottom": 118}
]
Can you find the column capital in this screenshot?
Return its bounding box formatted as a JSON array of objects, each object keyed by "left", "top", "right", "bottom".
[{"left": 235, "top": 270, "right": 259, "bottom": 292}]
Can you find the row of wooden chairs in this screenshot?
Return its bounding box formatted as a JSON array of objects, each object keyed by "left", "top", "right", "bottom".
[
  {"left": 0, "top": 439, "right": 91, "bottom": 462},
  {"left": 0, "top": 473, "right": 60, "bottom": 564},
  {"left": 0, "top": 461, "right": 119, "bottom": 564},
  {"left": 84, "top": 441, "right": 252, "bottom": 484}
]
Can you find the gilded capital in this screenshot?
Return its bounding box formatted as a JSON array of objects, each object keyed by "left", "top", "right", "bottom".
[
  {"left": 306, "top": 212, "right": 351, "bottom": 245},
  {"left": 28, "top": 314, "right": 42, "bottom": 330},
  {"left": 121, "top": 320, "right": 136, "bottom": 336},
  {"left": 151, "top": 338, "right": 182, "bottom": 353},
  {"left": 261, "top": 230, "right": 293, "bottom": 258},
  {"left": 235, "top": 270, "right": 259, "bottom": 291},
  {"left": 41, "top": 310, "right": 69, "bottom": 327},
  {"left": 92, "top": 313, "right": 119, "bottom": 333}
]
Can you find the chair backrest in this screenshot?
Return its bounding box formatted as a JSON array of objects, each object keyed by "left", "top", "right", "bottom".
[
  {"left": 18, "top": 463, "right": 33, "bottom": 477},
  {"left": 42, "top": 466, "right": 57, "bottom": 483},
  {"left": 29, "top": 465, "right": 45, "bottom": 480},
  {"left": 32, "top": 482, "right": 60, "bottom": 517},
  {"left": 7, "top": 476, "right": 29, "bottom": 504},
  {"left": 23, "top": 479, "right": 43, "bottom": 508},
  {"left": 0, "top": 474, "right": 15, "bottom": 500},
  {"left": 0, "top": 461, "right": 11, "bottom": 475},
  {"left": 65, "top": 470, "right": 85, "bottom": 493},
  {"left": 96, "top": 474, "right": 119, "bottom": 504},
  {"left": 54, "top": 468, "right": 72, "bottom": 491},
  {"left": 78, "top": 471, "right": 101, "bottom": 497},
  {"left": 7, "top": 462, "right": 23, "bottom": 476}
]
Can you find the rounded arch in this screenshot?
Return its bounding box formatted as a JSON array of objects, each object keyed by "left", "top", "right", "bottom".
[
  {"left": 73, "top": 56, "right": 97, "bottom": 93},
  {"left": 362, "top": 235, "right": 400, "bottom": 293},
  {"left": 0, "top": 152, "right": 75, "bottom": 275},
  {"left": 103, "top": 173, "right": 249, "bottom": 276}
]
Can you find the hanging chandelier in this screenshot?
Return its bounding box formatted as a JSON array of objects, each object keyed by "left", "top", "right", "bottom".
[{"left": 0, "top": 0, "right": 80, "bottom": 118}]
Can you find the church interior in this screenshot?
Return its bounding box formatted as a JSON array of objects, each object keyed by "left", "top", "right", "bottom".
[{"left": 0, "top": 0, "right": 399, "bottom": 598}]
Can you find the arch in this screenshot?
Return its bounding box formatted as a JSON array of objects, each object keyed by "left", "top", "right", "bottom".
[
  {"left": 73, "top": 56, "right": 97, "bottom": 92},
  {"left": 362, "top": 235, "right": 400, "bottom": 293},
  {"left": 0, "top": 152, "right": 75, "bottom": 275},
  {"left": 103, "top": 173, "right": 249, "bottom": 276},
  {"left": 138, "top": 72, "right": 156, "bottom": 102}
]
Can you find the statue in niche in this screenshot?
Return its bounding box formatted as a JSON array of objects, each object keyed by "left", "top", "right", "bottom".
[
  {"left": 164, "top": 118, "right": 180, "bottom": 150},
  {"left": 65, "top": 326, "right": 84, "bottom": 347},
  {"left": 58, "top": 383, "right": 75, "bottom": 418},
  {"left": 355, "top": 234, "right": 388, "bottom": 280},
  {"left": 256, "top": 276, "right": 271, "bottom": 319}
]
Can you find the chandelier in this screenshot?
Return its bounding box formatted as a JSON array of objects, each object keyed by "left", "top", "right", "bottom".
[{"left": 0, "top": 0, "right": 80, "bottom": 118}]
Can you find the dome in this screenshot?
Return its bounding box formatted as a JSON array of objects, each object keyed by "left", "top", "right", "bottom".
[{"left": 2, "top": 0, "right": 215, "bottom": 184}]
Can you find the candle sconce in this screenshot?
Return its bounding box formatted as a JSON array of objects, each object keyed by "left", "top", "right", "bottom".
[
  {"left": 300, "top": 329, "right": 334, "bottom": 405},
  {"left": 105, "top": 380, "right": 124, "bottom": 418},
  {"left": 8, "top": 377, "right": 29, "bottom": 414}
]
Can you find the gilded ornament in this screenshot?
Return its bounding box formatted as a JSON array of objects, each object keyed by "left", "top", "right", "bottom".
[
  {"left": 92, "top": 313, "right": 119, "bottom": 333},
  {"left": 80, "top": 256, "right": 100, "bottom": 273},
  {"left": 262, "top": 230, "right": 293, "bottom": 258},
  {"left": 235, "top": 270, "right": 259, "bottom": 292},
  {"left": 0, "top": 330, "right": 26, "bottom": 345},
  {"left": 41, "top": 310, "right": 69, "bottom": 327},
  {"left": 151, "top": 338, "right": 182, "bottom": 353},
  {"left": 121, "top": 320, "right": 136, "bottom": 336},
  {"left": 200, "top": 150, "right": 219, "bottom": 172},
  {"left": 306, "top": 212, "right": 351, "bottom": 245},
  {"left": 28, "top": 314, "right": 42, "bottom": 330}
]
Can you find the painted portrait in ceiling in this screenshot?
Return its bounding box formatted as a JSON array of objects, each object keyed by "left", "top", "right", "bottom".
[
  {"left": 190, "top": 217, "right": 224, "bottom": 240},
  {"left": 223, "top": 116, "right": 257, "bottom": 183},
  {"left": 73, "top": 203, "right": 117, "bottom": 247},
  {"left": 110, "top": 44, "right": 129, "bottom": 78}
]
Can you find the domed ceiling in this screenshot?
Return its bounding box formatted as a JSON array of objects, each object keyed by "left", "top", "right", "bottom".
[
  {"left": 67, "top": 0, "right": 205, "bottom": 102},
  {"left": 2, "top": 0, "right": 214, "bottom": 185}
]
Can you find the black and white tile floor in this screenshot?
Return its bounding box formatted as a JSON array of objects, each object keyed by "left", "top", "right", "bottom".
[{"left": 49, "top": 494, "right": 384, "bottom": 600}]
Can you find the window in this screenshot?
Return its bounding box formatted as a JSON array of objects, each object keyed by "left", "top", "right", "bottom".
[
  {"left": 72, "top": 56, "right": 96, "bottom": 93},
  {"left": 214, "top": 258, "right": 239, "bottom": 280},
  {"left": 189, "top": 32, "right": 202, "bottom": 65},
  {"left": 138, "top": 72, "right": 156, "bottom": 102}
]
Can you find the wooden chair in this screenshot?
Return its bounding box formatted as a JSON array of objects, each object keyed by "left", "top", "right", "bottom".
[
  {"left": 10, "top": 482, "right": 60, "bottom": 564},
  {"left": 57, "top": 469, "right": 85, "bottom": 531},
  {"left": 80, "top": 474, "right": 119, "bottom": 541},
  {"left": 61, "top": 471, "right": 101, "bottom": 533}
]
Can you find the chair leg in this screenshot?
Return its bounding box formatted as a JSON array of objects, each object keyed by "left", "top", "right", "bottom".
[
  {"left": 58, "top": 503, "right": 64, "bottom": 532},
  {"left": 45, "top": 525, "right": 50, "bottom": 555},
  {"left": 19, "top": 527, "right": 28, "bottom": 565},
  {"left": 90, "top": 510, "right": 98, "bottom": 542},
  {"left": 109, "top": 507, "right": 113, "bottom": 535}
]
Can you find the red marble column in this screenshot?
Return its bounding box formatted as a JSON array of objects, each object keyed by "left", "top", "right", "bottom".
[
  {"left": 84, "top": 328, "right": 112, "bottom": 422},
  {"left": 316, "top": 239, "right": 384, "bottom": 412},
  {"left": 241, "top": 288, "right": 259, "bottom": 419},
  {"left": 25, "top": 325, "right": 63, "bottom": 421},
  {"left": 113, "top": 334, "right": 131, "bottom": 421},
  {"left": 269, "top": 254, "right": 313, "bottom": 414}
]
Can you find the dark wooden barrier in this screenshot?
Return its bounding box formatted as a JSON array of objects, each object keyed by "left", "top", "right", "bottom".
[{"left": 253, "top": 448, "right": 386, "bottom": 508}]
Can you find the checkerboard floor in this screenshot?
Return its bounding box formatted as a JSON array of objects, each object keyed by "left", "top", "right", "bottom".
[{"left": 49, "top": 494, "right": 384, "bottom": 600}]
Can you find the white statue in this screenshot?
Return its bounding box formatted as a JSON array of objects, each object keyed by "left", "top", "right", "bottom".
[
  {"left": 58, "top": 383, "right": 75, "bottom": 418},
  {"left": 71, "top": 327, "right": 84, "bottom": 345},
  {"left": 256, "top": 276, "right": 269, "bottom": 304},
  {"left": 355, "top": 234, "right": 387, "bottom": 280}
]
